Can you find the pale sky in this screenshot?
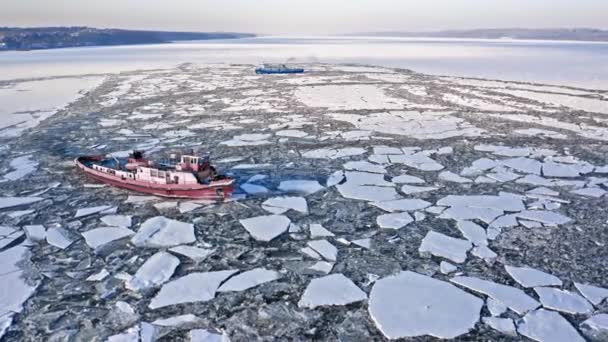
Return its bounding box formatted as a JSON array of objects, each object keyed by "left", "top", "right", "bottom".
[{"left": 2, "top": 0, "right": 607, "bottom": 35}]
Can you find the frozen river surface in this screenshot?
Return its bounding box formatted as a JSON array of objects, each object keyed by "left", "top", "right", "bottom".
[{"left": 1, "top": 36, "right": 607, "bottom": 88}]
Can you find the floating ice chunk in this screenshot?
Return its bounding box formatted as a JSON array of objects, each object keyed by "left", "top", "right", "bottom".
[
  {"left": 149, "top": 270, "right": 238, "bottom": 309},
  {"left": 376, "top": 212, "right": 413, "bottom": 229},
  {"left": 326, "top": 171, "right": 345, "bottom": 187},
  {"left": 502, "top": 157, "right": 542, "bottom": 175},
  {"left": 369, "top": 271, "right": 483, "bottom": 339},
  {"left": 483, "top": 317, "right": 517, "bottom": 336},
  {"left": 131, "top": 216, "right": 195, "bottom": 248},
  {"left": 352, "top": 238, "right": 371, "bottom": 249},
  {"left": 343, "top": 161, "right": 386, "bottom": 174},
  {"left": 372, "top": 199, "right": 431, "bottom": 212},
  {"left": 472, "top": 158, "right": 499, "bottom": 171},
  {"left": 23, "top": 225, "right": 46, "bottom": 242},
  {"left": 400, "top": 185, "right": 438, "bottom": 194},
  {"left": 307, "top": 240, "right": 338, "bottom": 261},
  {"left": 517, "top": 309, "right": 584, "bottom": 342},
  {"left": 302, "top": 147, "right": 366, "bottom": 159},
  {"left": 456, "top": 221, "right": 487, "bottom": 246},
  {"left": 101, "top": 215, "right": 132, "bottom": 228},
  {"left": 239, "top": 215, "right": 291, "bottom": 242},
  {"left": 0, "top": 196, "right": 43, "bottom": 209},
  {"left": 389, "top": 153, "right": 444, "bottom": 171},
  {"left": 298, "top": 274, "right": 366, "bottom": 309},
  {"left": 487, "top": 297, "right": 508, "bottom": 316},
  {"left": 220, "top": 133, "right": 272, "bottom": 147},
  {"left": 574, "top": 282, "right": 608, "bottom": 306},
  {"left": 86, "top": 268, "right": 110, "bottom": 282},
  {"left": 337, "top": 183, "right": 400, "bottom": 202},
  {"left": 309, "top": 224, "right": 334, "bottom": 238},
  {"left": 151, "top": 314, "right": 201, "bottom": 327},
  {"left": 419, "top": 231, "right": 472, "bottom": 263},
  {"left": 301, "top": 247, "right": 322, "bottom": 260},
  {"left": 276, "top": 129, "right": 308, "bottom": 138},
  {"left": 0, "top": 245, "right": 38, "bottom": 326},
  {"left": 515, "top": 210, "right": 571, "bottom": 226},
  {"left": 505, "top": 265, "right": 562, "bottom": 288},
  {"left": 451, "top": 276, "right": 540, "bottom": 314},
  {"left": 438, "top": 194, "right": 525, "bottom": 223},
  {"left": 74, "top": 205, "right": 114, "bottom": 218},
  {"left": 278, "top": 180, "right": 324, "bottom": 195},
  {"left": 471, "top": 245, "right": 497, "bottom": 261},
  {"left": 515, "top": 128, "right": 568, "bottom": 140},
  {"left": 178, "top": 201, "right": 203, "bottom": 214},
  {"left": 2, "top": 155, "right": 38, "bottom": 181},
  {"left": 217, "top": 268, "right": 280, "bottom": 292},
  {"left": 262, "top": 197, "right": 308, "bottom": 215},
  {"left": 440, "top": 261, "right": 457, "bottom": 274},
  {"left": 307, "top": 261, "right": 334, "bottom": 274},
  {"left": 126, "top": 252, "right": 180, "bottom": 292},
  {"left": 189, "top": 329, "right": 230, "bottom": 342},
  {"left": 391, "top": 174, "right": 425, "bottom": 184},
  {"left": 342, "top": 171, "right": 393, "bottom": 187},
  {"left": 516, "top": 175, "right": 554, "bottom": 186},
  {"left": 46, "top": 227, "right": 74, "bottom": 249},
  {"left": 240, "top": 183, "right": 269, "bottom": 195},
  {"left": 82, "top": 227, "right": 134, "bottom": 250},
  {"left": 425, "top": 206, "right": 447, "bottom": 215},
  {"left": 527, "top": 187, "right": 559, "bottom": 197},
  {"left": 534, "top": 287, "right": 593, "bottom": 314},
  {"left": 153, "top": 201, "right": 178, "bottom": 211},
  {"left": 542, "top": 161, "right": 593, "bottom": 178},
  {"left": 373, "top": 146, "right": 403, "bottom": 155},
  {"left": 580, "top": 314, "right": 608, "bottom": 341},
  {"left": 570, "top": 187, "right": 606, "bottom": 198},
  {"left": 169, "top": 246, "right": 214, "bottom": 262},
  {"left": 246, "top": 174, "right": 267, "bottom": 183},
  {"left": 439, "top": 171, "right": 472, "bottom": 183}
]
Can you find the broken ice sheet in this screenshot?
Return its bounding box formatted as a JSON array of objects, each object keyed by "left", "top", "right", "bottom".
[
  {"left": 126, "top": 252, "right": 180, "bottom": 292},
  {"left": 419, "top": 230, "right": 472, "bottom": 264},
  {"left": 151, "top": 314, "right": 201, "bottom": 327},
  {"left": 483, "top": 317, "right": 517, "bottom": 336},
  {"left": 217, "top": 268, "right": 281, "bottom": 292},
  {"left": 298, "top": 273, "right": 366, "bottom": 309},
  {"left": 277, "top": 180, "right": 324, "bottom": 195},
  {"left": 534, "top": 287, "right": 593, "bottom": 314},
  {"left": 74, "top": 205, "right": 114, "bottom": 218},
  {"left": 372, "top": 198, "right": 431, "bottom": 212},
  {"left": 451, "top": 276, "right": 540, "bottom": 314},
  {"left": 262, "top": 196, "right": 308, "bottom": 215},
  {"left": 376, "top": 212, "right": 413, "bottom": 229},
  {"left": 189, "top": 329, "right": 230, "bottom": 342},
  {"left": 0, "top": 196, "right": 43, "bottom": 210},
  {"left": 307, "top": 240, "right": 338, "bottom": 261},
  {"left": 169, "top": 245, "right": 214, "bottom": 262},
  {"left": 82, "top": 227, "right": 134, "bottom": 250},
  {"left": 131, "top": 216, "right": 195, "bottom": 248},
  {"left": 504, "top": 265, "right": 562, "bottom": 288},
  {"left": 368, "top": 271, "right": 483, "bottom": 339},
  {"left": 574, "top": 282, "right": 608, "bottom": 305},
  {"left": 240, "top": 183, "right": 269, "bottom": 195},
  {"left": 517, "top": 309, "right": 584, "bottom": 342},
  {"left": 149, "top": 270, "right": 237, "bottom": 309},
  {"left": 100, "top": 215, "right": 132, "bottom": 228},
  {"left": 239, "top": 215, "right": 291, "bottom": 242},
  {"left": 309, "top": 224, "right": 335, "bottom": 238},
  {"left": 46, "top": 227, "right": 74, "bottom": 249}
]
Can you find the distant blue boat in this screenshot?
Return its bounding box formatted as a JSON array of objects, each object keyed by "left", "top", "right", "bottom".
[{"left": 255, "top": 64, "right": 304, "bottom": 74}]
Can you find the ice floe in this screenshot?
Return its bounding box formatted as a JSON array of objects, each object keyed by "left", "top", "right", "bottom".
[
  {"left": 0, "top": 196, "right": 43, "bottom": 209},
  {"left": 534, "top": 287, "right": 593, "bottom": 314},
  {"left": 368, "top": 271, "right": 483, "bottom": 339},
  {"left": 169, "top": 245, "right": 214, "bottom": 262},
  {"left": 82, "top": 227, "right": 134, "bottom": 250},
  {"left": 517, "top": 309, "right": 584, "bottom": 342},
  {"left": 239, "top": 215, "right": 291, "bottom": 242},
  {"left": 262, "top": 196, "right": 308, "bottom": 214},
  {"left": 298, "top": 274, "right": 366, "bottom": 309},
  {"left": 419, "top": 231, "right": 472, "bottom": 263},
  {"left": 131, "top": 216, "right": 195, "bottom": 248},
  {"left": 46, "top": 227, "right": 74, "bottom": 249},
  {"left": 277, "top": 180, "right": 324, "bottom": 195},
  {"left": 149, "top": 270, "right": 238, "bottom": 309},
  {"left": 483, "top": 317, "right": 517, "bottom": 336},
  {"left": 307, "top": 240, "right": 338, "bottom": 261},
  {"left": 126, "top": 252, "right": 180, "bottom": 292},
  {"left": 74, "top": 205, "right": 114, "bottom": 218},
  {"left": 372, "top": 198, "right": 431, "bottom": 212},
  {"left": 580, "top": 314, "right": 608, "bottom": 341},
  {"left": 376, "top": 212, "right": 413, "bottom": 229},
  {"left": 505, "top": 265, "right": 562, "bottom": 288},
  {"left": 574, "top": 282, "right": 608, "bottom": 306},
  {"left": 451, "top": 276, "right": 540, "bottom": 314},
  {"left": 308, "top": 224, "right": 335, "bottom": 238}
]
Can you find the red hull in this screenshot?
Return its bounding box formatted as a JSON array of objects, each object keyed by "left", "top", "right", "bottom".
[{"left": 75, "top": 157, "right": 233, "bottom": 200}]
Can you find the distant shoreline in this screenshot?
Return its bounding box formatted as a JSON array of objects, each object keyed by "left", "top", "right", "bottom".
[{"left": 0, "top": 27, "right": 255, "bottom": 52}]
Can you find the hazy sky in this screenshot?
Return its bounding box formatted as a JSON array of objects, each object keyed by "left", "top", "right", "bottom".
[{"left": 2, "top": 0, "right": 607, "bottom": 35}]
